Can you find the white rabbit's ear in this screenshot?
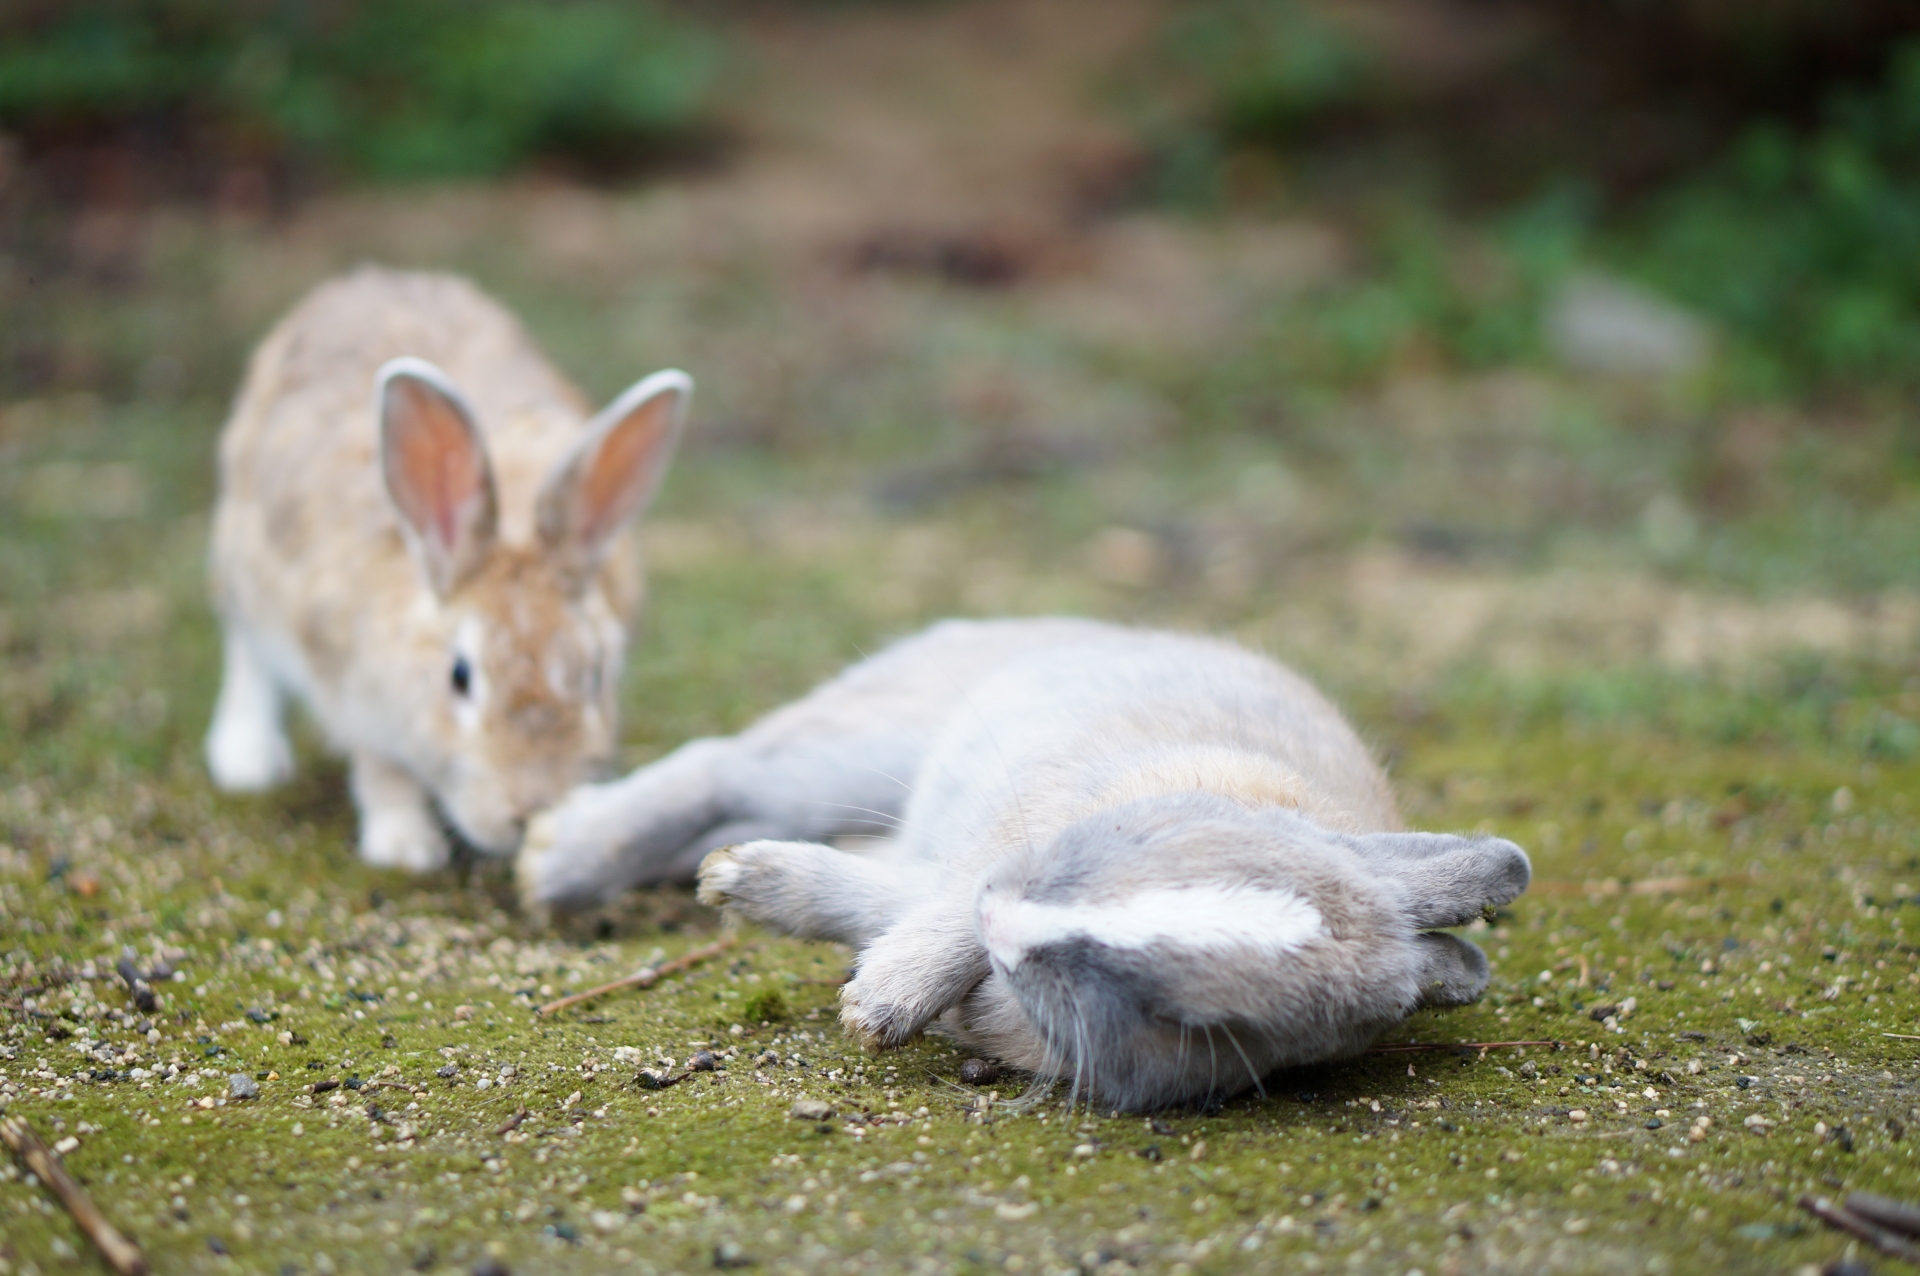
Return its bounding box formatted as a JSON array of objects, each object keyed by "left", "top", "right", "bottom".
[
  {"left": 376, "top": 357, "right": 498, "bottom": 598},
  {"left": 536, "top": 369, "right": 690, "bottom": 580}
]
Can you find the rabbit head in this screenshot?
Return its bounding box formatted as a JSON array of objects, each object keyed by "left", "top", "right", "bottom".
[
  {"left": 973, "top": 795, "right": 1530, "bottom": 1109},
  {"left": 373, "top": 357, "right": 689, "bottom": 855}
]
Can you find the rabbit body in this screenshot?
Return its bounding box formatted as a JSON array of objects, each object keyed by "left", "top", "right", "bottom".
[
  {"left": 519, "top": 618, "right": 1529, "bottom": 1110},
  {"left": 207, "top": 267, "right": 689, "bottom": 870}
]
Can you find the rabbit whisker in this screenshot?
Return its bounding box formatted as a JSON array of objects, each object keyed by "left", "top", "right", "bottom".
[
  {"left": 1218, "top": 1020, "right": 1266, "bottom": 1099},
  {"left": 805, "top": 801, "right": 906, "bottom": 830}
]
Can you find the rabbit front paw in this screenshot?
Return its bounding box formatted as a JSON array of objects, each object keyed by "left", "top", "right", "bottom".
[
  {"left": 515, "top": 784, "right": 636, "bottom": 912},
  {"left": 839, "top": 923, "right": 991, "bottom": 1054},
  {"left": 358, "top": 805, "right": 449, "bottom": 873},
  {"left": 205, "top": 711, "right": 294, "bottom": 792},
  {"left": 838, "top": 988, "right": 917, "bottom": 1054}
]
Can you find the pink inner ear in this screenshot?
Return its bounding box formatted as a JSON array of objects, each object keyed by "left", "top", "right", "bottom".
[
  {"left": 388, "top": 378, "right": 485, "bottom": 549},
  {"left": 577, "top": 392, "right": 675, "bottom": 545}
]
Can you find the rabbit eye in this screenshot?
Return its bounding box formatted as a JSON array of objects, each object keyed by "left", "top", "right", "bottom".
[{"left": 450, "top": 656, "right": 472, "bottom": 697}]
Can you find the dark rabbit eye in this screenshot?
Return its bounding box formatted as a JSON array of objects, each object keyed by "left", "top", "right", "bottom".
[{"left": 450, "top": 656, "right": 472, "bottom": 697}]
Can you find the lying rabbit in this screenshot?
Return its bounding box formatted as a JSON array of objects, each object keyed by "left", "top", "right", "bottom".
[
  {"left": 206, "top": 267, "right": 690, "bottom": 871},
  {"left": 518, "top": 618, "right": 1529, "bottom": 1111}
]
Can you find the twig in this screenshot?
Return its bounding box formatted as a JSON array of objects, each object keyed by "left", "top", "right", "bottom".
[
  {"left": 1531, "top": 874, "right": 1747, "bottom": 897},
  {"left": 113, "top": 954, "right": 156, "bottom": 1014},
  {"left": 1, "top": 1116, "right": 150, "bottom": 1276},
  {"left": 494, "top": 1106, "right": 529, "bottom": 1136},
  {"left": 1884, "top": 1032, "right": 1920, "bottom": 1041},
  {"left": 1848, "top": 1191, "right": 1920, "bottom": 1240},
  {"left": 536, "top": 936, "right": 736, "bottom": 1016},
  {"left": 1365, "top": 1040, "right": 1559, "bottom": 1054},
  {"left": 361, "top": 1080, "right": 420, "bottom": 1095},
  {"left": 1799, "top": 1194, "right": 1920, "bottom": 1264}
]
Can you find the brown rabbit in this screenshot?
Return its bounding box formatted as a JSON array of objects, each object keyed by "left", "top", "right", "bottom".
[{"left": 205, "top": 266, "right": 690, "bottom": 871}]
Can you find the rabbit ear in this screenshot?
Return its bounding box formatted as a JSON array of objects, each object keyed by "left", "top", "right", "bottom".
[
  {"left": 536, "top": 369, "right": 691, "bottom": 582},
  {"left": 1341, "top": 831, "right": 1531, "bottom": 930},
  {"left": 377, "top": 357, "right": 498, "bottom": 597}
]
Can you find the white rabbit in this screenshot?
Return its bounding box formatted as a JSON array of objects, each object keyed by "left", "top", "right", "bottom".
[
  {"left": 205, "top": 266, "right": 690, "bottom": 872},
  {"left": 518, "top": 618, "right": 1529, "bottom": 1111}
]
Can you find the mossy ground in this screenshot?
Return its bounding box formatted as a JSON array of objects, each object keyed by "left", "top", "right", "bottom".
[
  {"left": 4, "top": 448, "right": 1918, "bottom": 1275},
  {"left": 4, "top": 5, "right": 1920, "bottom": 1273}
]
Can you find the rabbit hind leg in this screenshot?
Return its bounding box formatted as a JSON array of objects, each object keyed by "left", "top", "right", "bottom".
[{"left": 698, "top": 838, "right": 931, "bottom": 947}]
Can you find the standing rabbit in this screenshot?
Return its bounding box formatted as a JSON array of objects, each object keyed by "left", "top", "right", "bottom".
[
  {"left": 206, "top": 267, "right": 690, "bottom": 871},
  {"left": 518, "top": 618, "right": 1529, "bottom": 1111}
]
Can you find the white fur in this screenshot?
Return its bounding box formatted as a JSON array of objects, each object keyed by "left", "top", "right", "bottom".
[
  {"left": 978, "top": 885, "right": 1324, "bottom": 968},
  {"left": 204, "top": 628, "right": 294, "bottom": 791},
  {"left": 525, "top": 618, "right": 1531, "bottom": 1109}
]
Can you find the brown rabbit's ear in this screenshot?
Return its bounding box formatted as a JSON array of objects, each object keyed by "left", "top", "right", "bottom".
[
  {"left": 536, "top": 369, "right": 691, "bottom": 582},
  {"left": 377, "top": 357, "right": 498, "bottom": 597}
]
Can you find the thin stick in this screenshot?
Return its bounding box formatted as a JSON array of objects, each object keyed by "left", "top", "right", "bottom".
[
  {"left": 1530, "top": 874, "right": 1746, "bottom": 897},
  {"left": 1365, "top": 1040, "right": 1560, "bottom": 1054},
  {"left": 1848, "top": 1191, "right": 1920, "bottom": 1240},
  {"left": 536, "top": 936, "right": 736, "bottom": 1016},
  {"left": 1799, "top": 1194, "right": 1920, "bottom": 1264},
  {"left": 1883, "top": 1032, "right": 1920, "bottom": 1041},
  {"left": 494, "top": 1106, "right": 529, "bottom": 1136},
  {"left": 1, "top": 1116, "right": 150, "bottom": 1276}
]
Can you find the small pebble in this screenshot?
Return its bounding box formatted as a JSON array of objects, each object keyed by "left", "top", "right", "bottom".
[
  {"left": 790, "top": 1098, "right": 834, "bottom": 1122},
  {"left": 471, "top": 1261, "right": 511, "bottom": 1276},
  {"left": 436, "top": 1064, "right": 459, "bottom": 1079},
  {"left": 959, "top": 1058, "right": 1002, "bottom": 1086},
  {"left": 228, "top": 1074, "right": 259, "bottom": 1100},
  {"left": 714, "top": 1239, "right": 753, "bottom": 1268},
  {"left": 689, "top": 1051, "right": 719, "bottom": 1073}
]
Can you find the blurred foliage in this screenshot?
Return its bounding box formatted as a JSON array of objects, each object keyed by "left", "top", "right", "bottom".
[
  {"left": 0, "top": 0, "right": 722, "bottom": 180},
  {"left": 1165, "top": 0, "right": 1370, "bottom": 150},
  {"left": 1148, "top": 0, "right": 1920, "bottom": 398},
  {"left": 1254, "top": 200, "right": 1582, "bottom": 390},
  {"left": 1140, "top": 0, "right": 1371, "bottom": 209},
  {"left": 1626, "top": 44, "right": 1920, "bottom": 393}
]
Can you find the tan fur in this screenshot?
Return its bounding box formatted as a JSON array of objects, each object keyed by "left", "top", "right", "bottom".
[{"left": 207, "top": 266, "right": 688, "bottom": 868}]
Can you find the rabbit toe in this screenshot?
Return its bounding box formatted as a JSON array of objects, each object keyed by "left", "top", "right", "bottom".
[
  {"left": 838, "top": 990, "right": 916, "bottom": 1054},
  {"left": 514, "top": 809, "right": 564, "bottom": 910},
  {"left": 694, "top": 844, "right": 745, "bottom": 907}
]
